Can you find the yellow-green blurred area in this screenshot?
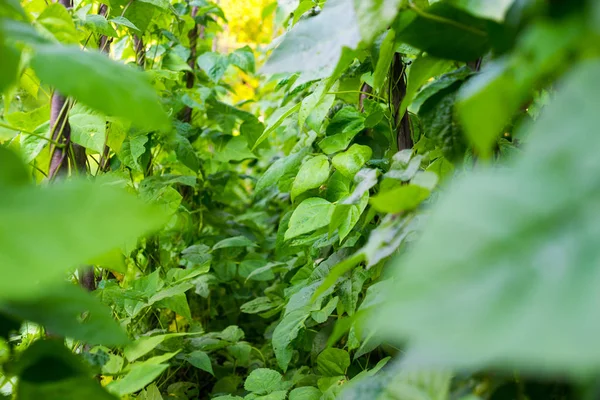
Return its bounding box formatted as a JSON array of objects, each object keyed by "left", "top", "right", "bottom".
[{"left": 218, "top": 0, "right": 275, "bottom": 46}]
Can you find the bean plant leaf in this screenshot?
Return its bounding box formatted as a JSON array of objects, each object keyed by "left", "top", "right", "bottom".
[
  {"left": 353, "top": 0, "right": 403, "bottom": 44},
  {"left": 69, "top": 104, "right": 106, "bottom": 153},
  {"left": 36, "top": 3, "right": 78, "bottom": 44},
  {"left": 285, "top": 198, "right": 335, "bottom": 240},
  {"left": 197, "top": 52, "right": 230, "bottom": 82},
  {"left": 370, "top": 185, "right": 430, "bottom": 214},
  {"left": 262, "top": 0, "right": 360, "bottom": 77},
  {"left": 317, "top": 348, "right": 350, "bottom": 376},
  {"left": 272, "top": 308, "right": 310, "bottom": 372},
  {"left": 15, "top": 341, "right": 118, "bottom": 400},
  {"left": 395, "top": 3, "right": 493, "bottom": 62},
  {"left": 255, "top": 149, "right": 308, "bottom": 193},
  {"left": 377, "top": 61, "right": 600, "bottom": 375},
  {"left": 244, "top": 368, "right": 282, "bottom": 394},
  {"left": 107, "top": 363, "right": 169, "bottom": 396},
  {"left": 184, "top": 350, "right": 214, "bottom": 375},
  {"left": 0, "top": 41, "right": 20, "bottom": 94},
  {"left": 1, "top": 284, "right": 128, "bottom": 345},
  {"left": 289, "top": 387, "right": 322, "bottom": 400},
  {"left": 291, "top": 155, "right": 330, "bottom": 200},
  {"left": 229, "top": 45, "right": 255, "bottom": 73},
  {"left": 332, "top": 144, "right": 372, "bottom": 179},
  {"left": 448, "top": 0, "right": 515, "bottom": 21},
  {"left": 31, "top": 44, "right": 169, "bottom": 130},
  {"left": 0, "top": 180, "right": 167, "bottom": 301}
]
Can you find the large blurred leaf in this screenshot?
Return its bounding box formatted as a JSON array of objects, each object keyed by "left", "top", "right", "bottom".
[
  {"left": 30, "top": 44, "right": 169, "bottom": 130},
  {"left": 456, "top": 19, "right": 582, "bottom": 156},
  {"left": 0, "top": 40, "right": 20, "bottom": 94},
  {"left": 264, "top": 0, "right": 402, "bottom": 77},
  {"left": 0, "top": 180, "right": 167, "bottom": 301},
  {"left": 377, "top": 61, "right": 600, "bottom": 374},
  {"left": 342, "top": 365, "right": 452, "bottom": 400},
  {"left": 0, "top": 146, "right": 29, "bottom": 187},
  {"left": 262, "top": 0, "right": 360, "bottom": 77},
  {"left": 395, "top": 3, "right": 494, "bottom": 62},
  {"left": 448, "top": 0, "right": 515, "bottom": 21},
  {"left": 15, "top": 340, "right": 118, "bottom": 400},
  {"left": 1, "top": 284, "right": 128, "bottom": 345},
  {"left": 353, "top": 0, "right": 403, "bottom": 44}
]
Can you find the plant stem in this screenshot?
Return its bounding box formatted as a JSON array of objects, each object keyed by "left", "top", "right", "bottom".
[{"left": 0, "top": 122, "right": 65, "bottom": 147}]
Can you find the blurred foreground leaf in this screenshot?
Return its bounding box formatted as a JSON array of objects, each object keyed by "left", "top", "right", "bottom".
[{"left": 376, "top": 61, "right": 600, "bottom": 375}]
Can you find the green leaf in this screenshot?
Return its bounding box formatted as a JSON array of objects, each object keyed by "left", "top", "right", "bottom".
[
  {"left": 0, "top": 41, "right": 20, "bottom": 94},
  {"left": 0, "top": 180, "right": 166, "bottom": 301},
  {"left": 419, "top": 78, "right": 467, "bottom": 161},
  {"left": 299, "top": 81, "right": 335, "bottom": 131},
  {"left": 138, "top": 0, "right": 170, "bottom": 9},
  {"left": 448, "top": 0, "right": 515, "bottom": 21},
  {"left": 285, "top": 198, "right": 335, "bottom": 240},
  {"left": 124, "top": 0, "right": 156, "bottom": 33},
  {"left": 107, "top": 363, "right": 169, "bottom": 396},
  {"left": 124, "top": 333, "right": 192, "bottom": 362},
  {"left": 181, "top": 243, "right": 212, "bottom": 266},
  {"left": 252, "top": 102, "right": 301, "bottom": 150},
  {"left": 456, "top": 20, "right": 581, "bottom": 157},
  {"left": 118, "top": 133, "right": 148, "bottom": 171},
  {"left": 289, "top": 387, "right": 322, "bottom": 400},
  {"left": 0, "top": 0, "right": 26, "bottom": 19},
  {"left": 327, "top": 107, "right": 365, "bottom": 136},
  {"left": 1, "top": 284, "right": 128, "bottom": 345},
  {"left": 342, "top": 367, "right": 451, "bottom": 400},
  {"left": 272, "top": 308, "right": 310, "bottom": 371},
  {"left": 244, "top": 368, "right": 282, "bottom": 394},
  {"left": 215, "top": 135, "right": 256, "bottom": 163},
  {"left": 291, "top": 155, "right": 330, "bottom": 200},
  {"left": 370, "top": 185, "right": 430, "bottom": 214},
  {"left": 84, "top": 14, "right": 117, "bottom": 37},
  {"left": 311, "top": 296, "right": 339, "bottom": 324},
  {"left": 15, "top": 341, "right": 118, "bottom": 400},
  {"left": 402, "top": 55, "right": 453, "bottom": 117},
  {"left": 377, "top": 61, "right": 600, "bottom": 374},
  {"left": 331, "top": 144, "right": 372, "bottom": 179},
  {"left": 262, "top": 0, "right": 360, "bottom": 77},
  {"left": 213, "top": 235, "right": 257, "bottom": 249},
  {"left": 197, "top": 52, "right": 230, "bottom": 83},
  {"left": 317, "top": 348, "right": 350, "bottom": 376},
  {"left": 69, "top": 104, "right": 106, "bottom": 153},
  {"left": 218, "top": 325, "right": 245, "bottom": 342},
  {"left": 36, "top": 3, "right": 78, "bottom": 44},
  {"left": 255, "top": 149, "right": 308, "bottom": 193},
  {"left": 109, "top": 16, "right": 140, "bottom": 31},
  {"left": 0, "top": 146, "right": 29, "bottom": 187},
  {"left": 138, "top": 384, "right": 163, "bottom": 400},
  {"left": 240, "top": 297, "right": 277, "bottom": 314},
  {"left": 229, "top": 46, "right": 255, "bottom": 73},
  {"left": 353, "top": 0, "right": 403, "bottom": 44},
  {"left": 173, "top": 134, "right": 200, "bottom": 171},
  {"left": 372, "top": 29, "right": 396, "bottom": 92},
  {"left": 395, "top": 3, "right": 493, "bottom": 62},
  {"left": 184, "top": 350, "right": 214, "bottom": 375},
  {"left": 31, "top": 44, "right": 168, "bottom": 130}
]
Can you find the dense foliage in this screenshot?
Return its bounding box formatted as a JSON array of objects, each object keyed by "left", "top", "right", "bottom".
[{"left": 1, "top": 0, "right": 600, "bottom": 399}]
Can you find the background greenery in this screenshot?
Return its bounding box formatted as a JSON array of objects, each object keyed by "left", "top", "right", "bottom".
[{"left": 1, "top": 0, "right": 598, "bottom": 399}]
